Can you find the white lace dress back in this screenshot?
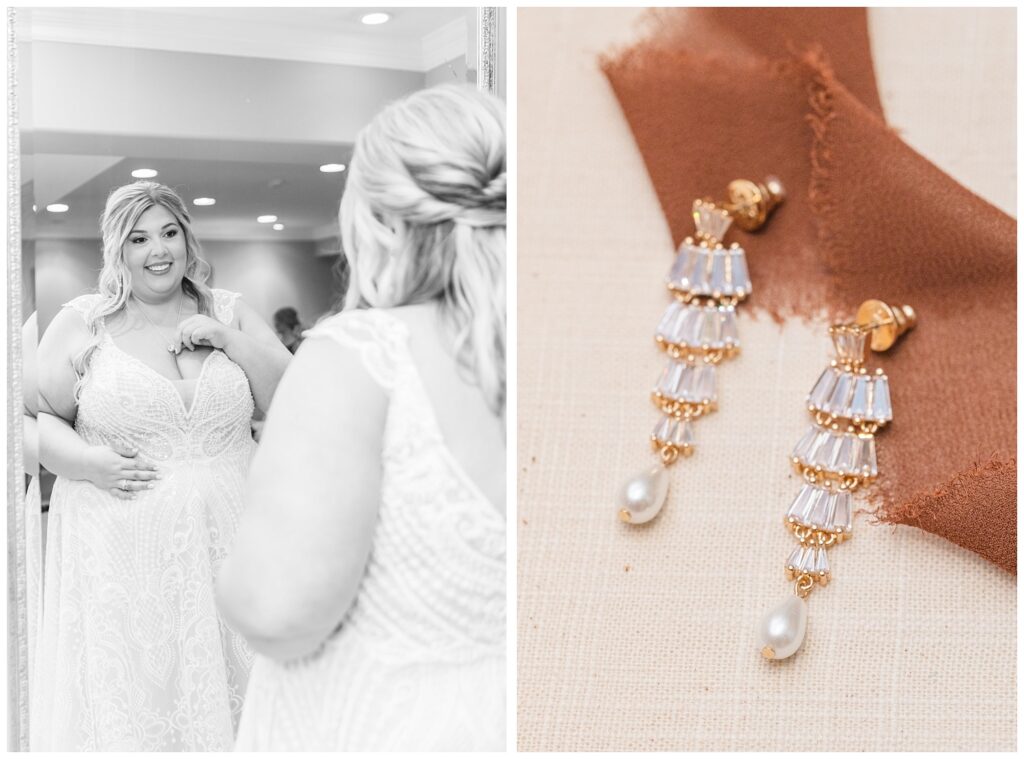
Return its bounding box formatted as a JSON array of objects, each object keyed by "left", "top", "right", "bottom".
[
  {"left": 30, "top": 289, "right": 257, "bottom": 751},
  {"left": 234, "top": 309, "right": 506, "bottom": 752}
]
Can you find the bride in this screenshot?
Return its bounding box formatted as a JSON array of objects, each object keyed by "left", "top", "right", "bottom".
[
  {"left": 32, "top": 181, "right": 291, "bottom": 750},
  {"left": 216, "top": 83, "right": 507, "bottom": 751}
]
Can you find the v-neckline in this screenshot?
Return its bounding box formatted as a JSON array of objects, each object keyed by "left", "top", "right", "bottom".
[{"left": 102, "top": 332, "right": 218, "bottom": 419}]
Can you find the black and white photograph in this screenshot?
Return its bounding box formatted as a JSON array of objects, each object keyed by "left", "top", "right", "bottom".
[{"left": 8, "top": 6, "right": 506, "bottom": 751}]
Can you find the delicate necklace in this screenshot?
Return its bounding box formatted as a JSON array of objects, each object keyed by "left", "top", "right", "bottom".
[{"left": 132, "top": 293, "right": 184, "bottom": 353}]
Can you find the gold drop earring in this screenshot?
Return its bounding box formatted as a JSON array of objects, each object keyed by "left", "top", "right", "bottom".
[
  {"left": 617, "top": 177, "right": 785, "bottom": 524},
  {"left": 759, "top": 299, "right": 916, "bottom": 660}
]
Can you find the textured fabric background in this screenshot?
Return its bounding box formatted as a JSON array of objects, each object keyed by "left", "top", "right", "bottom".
[{"left": 516, "top": 7, "right": 1016, "bottom": 752}]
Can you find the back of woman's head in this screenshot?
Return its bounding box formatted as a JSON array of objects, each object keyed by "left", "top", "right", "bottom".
[{"left": 339, "top": 84, "right": 506, "bottom": 413}]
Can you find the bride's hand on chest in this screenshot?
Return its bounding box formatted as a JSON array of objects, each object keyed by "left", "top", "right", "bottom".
[{"left": 173, "top": 314, "right": 234, "bottom": 353}]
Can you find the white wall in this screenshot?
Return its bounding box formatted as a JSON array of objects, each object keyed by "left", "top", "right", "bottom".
[{"left": 28, "top": 41, "right": 424, "bottom": 145}]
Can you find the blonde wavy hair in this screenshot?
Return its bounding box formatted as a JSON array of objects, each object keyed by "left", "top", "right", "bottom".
[
  {"left": 339, "top": 84, "right": 506, "bottom": 413},
  {"left": 72, "top": 181, "right": 214, "bottom": 400}
]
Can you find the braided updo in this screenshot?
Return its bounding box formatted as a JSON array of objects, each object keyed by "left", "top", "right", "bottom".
[{"left": 339, "top": 84, "right": 506, "bottom": 413}]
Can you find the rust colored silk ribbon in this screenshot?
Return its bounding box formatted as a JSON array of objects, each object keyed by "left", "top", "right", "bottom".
[{"left": 602, "top": 8, "right": 1016, "bottom": 573}]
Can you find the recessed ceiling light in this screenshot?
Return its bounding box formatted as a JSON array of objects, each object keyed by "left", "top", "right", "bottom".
[
  {"left": 319, "top": 163, "right": 347, "bottom": 173},
  {"left": 46, "top": 203, "right": 69, "bottom": 213},
  {"left": 32, "top": 204, "right": 37, "bottom": 212},
  {"left": 273, "top": 223, "right": 284, "bottom": 231},
  {"left": 193, "top": 197, "right": 216, "bottom": 206},
  {"left": 131, "top": 168, "right": 158, "bottom": 179},
  {"left": 257, "top": 214, "right": 278, "bottom": 224},
  {"left": 361, "top": 12, "right": 390, "bottom": 25}
]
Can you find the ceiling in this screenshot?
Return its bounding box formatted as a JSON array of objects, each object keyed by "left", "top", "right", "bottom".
[
  {"left": 18, "top": 7, "right": 474, "bottom": 247},
  {"left": 23, "top": 7, "right": 471, "bottom": 71}
]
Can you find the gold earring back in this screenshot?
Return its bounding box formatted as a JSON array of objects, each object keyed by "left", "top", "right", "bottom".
[
  {"left": 723, "top": 176, "right": 786, "bottom": 232},
  {"left": 855, "top": 299, "right": 917, "bottom": 352}
]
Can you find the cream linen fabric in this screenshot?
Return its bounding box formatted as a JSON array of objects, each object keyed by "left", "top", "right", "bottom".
[{"left": 516, "top": 8, "right": 1016, "bottom": 752}]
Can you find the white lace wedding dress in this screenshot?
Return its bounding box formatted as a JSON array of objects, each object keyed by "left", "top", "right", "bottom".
[
  {"left": 31, "top": 289, "right": 256, "bottom": 751},
  {"left": 234, "top": 310, "right": 506, "bottom": 751}
]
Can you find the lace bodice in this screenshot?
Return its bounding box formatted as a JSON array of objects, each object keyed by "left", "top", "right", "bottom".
[
  {"left": 66, "top": 289, "right": 255, "bottom": 461},
  {"left": 306, "top": 309, "right": 506, "bottom": 663}
]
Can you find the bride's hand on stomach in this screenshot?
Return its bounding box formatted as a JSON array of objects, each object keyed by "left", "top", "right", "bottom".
[{"left": 80, "top": 441, "right": 161, "bottom": 500}]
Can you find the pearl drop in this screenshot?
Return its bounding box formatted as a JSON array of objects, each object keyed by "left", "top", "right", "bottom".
[
  {"left": 617, "top": 465, "right": 669, "bottom": 524},
  {"left": 759, "top": 595, "right": 808, "bottom": 660}
]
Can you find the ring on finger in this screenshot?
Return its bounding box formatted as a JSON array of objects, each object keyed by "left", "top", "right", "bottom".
[{"left": 120, "top": 478, "right": 129, "bottom": 490}]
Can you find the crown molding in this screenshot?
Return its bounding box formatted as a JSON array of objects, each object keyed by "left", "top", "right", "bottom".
[{"left": 422, "top": 16, "right": 468, "bottom": 70}]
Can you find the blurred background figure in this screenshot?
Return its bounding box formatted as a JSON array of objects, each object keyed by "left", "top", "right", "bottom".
[{"left": 273, "top": 306, "right": 306, "bottom": 354}]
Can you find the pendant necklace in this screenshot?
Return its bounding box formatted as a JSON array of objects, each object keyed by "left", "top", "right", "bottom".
[{"left": 132, "top": 292, "right": 184, "bottom": 353}]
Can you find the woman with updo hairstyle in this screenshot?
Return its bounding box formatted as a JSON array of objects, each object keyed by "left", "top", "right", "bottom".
[
  {"left": 218, "top": 84, "right": 506, "bottom": 751},
  {"left": 32, "top": 181, "right": 291, "bottom": 750}
]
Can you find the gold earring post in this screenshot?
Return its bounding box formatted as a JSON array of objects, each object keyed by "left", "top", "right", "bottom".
[
  {"left": 723, "top": 176, "right": 785, "bottom": 231},
  {"left": 855, "top": 299, "right": 917, "bottom": 352}
]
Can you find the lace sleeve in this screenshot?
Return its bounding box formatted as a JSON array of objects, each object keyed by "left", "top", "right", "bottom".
[
  {"left": 62, "top": 293, "right": 103, "bottom": 323},
  {"left": 212, "top": 289, "right": 242, "bottom": 326},
  {"left": 303, "top": 310, "right": 409, "bottom": 390}
]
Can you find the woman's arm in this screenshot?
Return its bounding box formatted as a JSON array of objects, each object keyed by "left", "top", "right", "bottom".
[
  {"left": 37, "top": 307, "right": 159, "bottom": 497},
  {"left": 23, "top": 312, "right": 38, "bottom": 475},
  {"left": 215, "top": 335, "right": 386, "bottom": 661},
  {"left": 175, "top": 299, "right": 291, "bottom": 414}
]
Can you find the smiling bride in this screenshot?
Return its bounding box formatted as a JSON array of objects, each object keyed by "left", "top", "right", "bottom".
[{"left": 31, "top": 181, "right": 292, "bottom": 751}]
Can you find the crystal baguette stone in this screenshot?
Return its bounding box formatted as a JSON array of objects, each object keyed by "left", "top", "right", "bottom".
[
  {"left": 676, "top": 306, "right": 701, "bottom": 345},
  {"left": 667, "top": 243, "right": 699, "bottom": 288},
  {"left": 652, "top": 415, "right": 673, "bottom": 442},
  {"left": 720, "top": 306, "right": 739, "bottom": 347},
  {"left": 698, "top": 308, "right": 721, "bottom": 346},
  {"left": 671, "top": 418, "right": 695, "bottom": 448},
  {"left": 861, "top": 435, "right": 878, "bottom": 477},
  {"left": 679, "top": 364, "right": 698, "bottom": 399},
  {"left": 849, "top": 375, "right": 872, "bottom": 419},
  {"left": 809, "top": 487, "right": 831, "bottom": 524},
  {"left": 656, "top": 362, "right": 683, "bottom": 396},
  {"left": 834, "top": 435, "right": 855, "bottom": 474},
  {"left": 729, "top": 248, "right": 751, "bottom": 296},
  {"left": 696, "top": 365, "right": 717, "bottom": 402},
  {"left": 833, "top": 491, "right": 853, "bottom": 533},
  {"left": 807, "top": 488, "right": 832, "bottom": 527},
  {"left": 871, "top": 375, "right": 892, "bottom": 422},
  {"left": 689, "top": 248, "right": 710, "bottom": 291},
  {"left": 803, "top": 426, "right": 828, "bottom": 463},
  {"left": 832, "top": 330, "right": 867, "bottom": 364},
  {"left": 710, "top": 250, "right": 728, "bottom": 295},
  {"left": 791, "top": 426, "right": 819, "bottom": 461},
  {"left": 814, "top": 547, "right": 830, "bottom": 575},
  {"left": 825, "top": 372, "right": 854, "bottom": 415},
  {"left": 814, "top": 433, "right": 840, "bottom": 469},
  {"left": 786, "top": 484, "right": 815, "bottom": 522},
  {"left": 694, "top": 201, "right": 733, "bottom": 242},
  {"left": 786, "top": 545, "right": 803, "bottom": 571},
  {"left": 807, "top": 367, "right": 839, "bottom": 409},
  {"left": 656, "top": 301, "right": 683, "bottom": 341}
]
